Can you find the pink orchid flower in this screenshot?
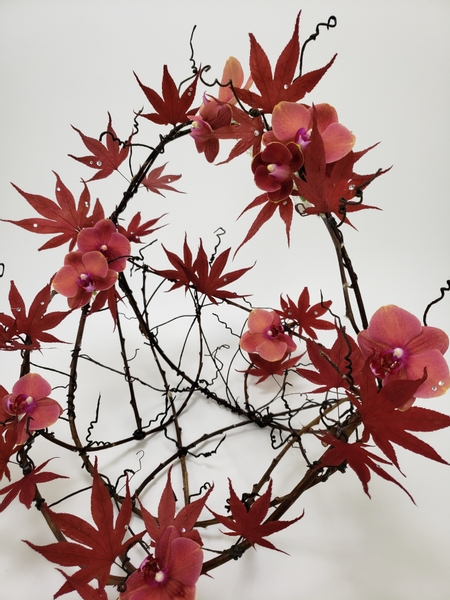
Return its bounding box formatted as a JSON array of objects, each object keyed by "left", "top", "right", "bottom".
[
  {"left": 77, "top": 218, "right": 131, "bottom": 272},
  {"left": 240, "top": 309, "right": 297, "bottom": 362},
  {"left": 251, "top": 141, "right": 303, "bottom": 202},
  {"left": 189, "top": 94, "right": 232, "bottom": 163},
  {"left": 2, "top": 373, "right": 63, "bottom": 445},
  {"left": 357, "top": 305, "right": 450, "bottom": 405},
  {"left": 218, "top": 56, "right": 252, "bottom": 104},
  {"left": 264, "top": 101, "right": 356, "bottom": 163},
  {"left": 52, "top": 250, "right": 118, "bottom": 309},
  {"left": 120, "top": 526, "right": 203, "bottom": 600}
]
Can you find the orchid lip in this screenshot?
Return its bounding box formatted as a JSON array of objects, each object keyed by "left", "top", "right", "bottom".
[
  {"left": 4, "top": 393, "right": 38, "bottom": 415},
  {"left": 78, "top": 273, "right": 95, "bottom": 292},
  {"left": 369, "top": 347, "right": 407, "bottom": 378}
]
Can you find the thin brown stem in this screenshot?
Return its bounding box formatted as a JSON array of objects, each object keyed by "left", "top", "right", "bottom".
[{"left": 322, "top": 215, "right": 368, "bottom": 333}]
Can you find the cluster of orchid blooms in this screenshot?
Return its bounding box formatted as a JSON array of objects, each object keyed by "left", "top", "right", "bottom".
[{"left": 1, "top": 12, "right": 450, "bottom": 600}]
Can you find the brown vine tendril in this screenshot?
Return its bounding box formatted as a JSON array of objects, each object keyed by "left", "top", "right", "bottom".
[{"left": 110, "top": 122, "right": 191, "bottom": 226}]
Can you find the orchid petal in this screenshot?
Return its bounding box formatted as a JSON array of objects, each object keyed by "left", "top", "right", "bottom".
[
  {"left": 219, "top": 57, "right": 244, "bottom": 103},
  {"left": 119, "top": 571, "right": 148, "bottom": 600},
  {"left": 93, "top": 269, "right": 118, "bottom": 291},
  {"left": 64, "top": 251, "right": 85, "bottom": 272},
  {"left": 253, "top": 166, "right": 285, "bottom": 192},
  {"left": 314, "top": 103, "right": 338, "bottom": 133},
  {"left": 261, "top": 142, "right": 293, "bottom": 164},
  {"left": 68, "top": 289, "right": 92, "bottom": 310},
  {"left": 405, "top": 350, "right": 450, "bottom": 398},
  {"left": 82, "top": 251, "right": 110, "bottom": 278},
  {"left": 12, "top": 373, "right": 51, "bottom": 400},
  {"left": 25, "top": 398, "right": 63, "bottom": 430},
  {"left": 52, "top": 265, "right": 80, "bottom": 298},
  {"left": 272, "top": 102, "right": 310, "bottom": 142},
  {"left": 257, "top": 338, "right": 288, "bottom": 362},
  {"left": 240, "top": 330, "right": 266, "bottom": 353},
  {"left": 262, "top": 130, "right": 278, "bottom": 145},
  {"left": 105, "top": 231, "right": 131, "bottom": 271},
  {"left": 321, "top": 122, "right": 356, "bottom": 163},
  {"left": 167, "top": 537, "right": 203, "bottom": 586},
  {"left": 93, "top": 218, "right": 116, "bottom": 242},
  {"left": 247, "top": 309, "right": 275, "bottom": 332},
  {"left": 407, "top": 326, "right": 449, "bottom": 355},
  {"left": 360, "top": 305, "right": 422, "bottom": 349},
  {"left": 77, "top": 227, "right": 102, "bottom": 253}
]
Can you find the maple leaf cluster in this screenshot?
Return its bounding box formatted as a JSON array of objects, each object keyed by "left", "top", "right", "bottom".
[
  {"left": 238, "top": 290, "right": 334, "bottom": 384},
  {"left": 69, "top": 113, "right": 133, "bottom": 182},
  {"left": 278, "top": 287, "right": 335, "bottom": 340},
  {"left": 296, "top": 307, "right": 450, "bottom": 499},
  {"left": 16, "top": 465, "right": 303, "bottom": 598},
  {"left": 0, "top": 282, "right": 68, "bottom": 351},
  {"left": 315, "top": 367, "right": 450, "bottom": 501},
  {"left": 178, "top": 12, "right": 386, "bottom": 251},
  {"left": 209, "top": 479, "right": 303, "bottom": 553},
  {"left": 26, "top": 461, "right": 143, "bottom": 598},
  {"left": 237, "top": 299, "right": 450, "bottom": 499},
  {"left": 154, "top": 236, "right": 253, "bottom": 305}
]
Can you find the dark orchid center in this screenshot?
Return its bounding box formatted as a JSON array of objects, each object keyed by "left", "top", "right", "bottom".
[
  {"left": 266, "top": 326, "right": 282, "bottom": 338},
  {"left": 77, "top": 272, "right": 95, "bottom": 292},
  {"left": 99, "top": 244, "right": 114, "bottom": 262},
  {"left": 4, "top": 393, "right": 37, "bottom": 416},
  {"left": 266, "top": 163, "right": 291, "bottom": 182},
  {"left": 295, "top": 127, "right": 311, "bottom": 150},
  {"left": 370, "top": 347, "right": 406, "bottom": 378},
  {"left": 141, "top": 556, "right": 166, "bottom": 587}
]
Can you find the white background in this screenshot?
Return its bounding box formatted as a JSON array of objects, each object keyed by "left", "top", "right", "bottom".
[{"left": 1, "top": 1, "right": 450, "bottom": 599}]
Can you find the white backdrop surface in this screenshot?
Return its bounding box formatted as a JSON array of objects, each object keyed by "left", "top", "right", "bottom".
[{"left": 1, "top": 1, "right": 450, "bottom": 599}]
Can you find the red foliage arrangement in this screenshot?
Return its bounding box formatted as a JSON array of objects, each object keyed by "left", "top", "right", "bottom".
[{"left": 1, "top": 11, "right": 449, "bottom": 600}]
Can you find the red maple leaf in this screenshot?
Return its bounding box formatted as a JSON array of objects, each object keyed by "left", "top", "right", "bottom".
[
  {"left": 352, "top": 364, "right": 450, "bottom": 470},
  {"left": 317, "top": 433, "right": 414, "bottom": 501},
  {"left": 89, "top": 286, "right": 123, "bottom": 326},
  {"left": 277, "top": 287, "right": 334, "bottom": 339},
  {"left": 68, "top": 113, "right": 132, "bottom": 181},
  {"left": 141, "top": 163, "right": 184, "bottom": 197},
  {"left": 26, "top": 460, "right": 143, "bottom": 597},
  {"left": 2, "top": 281, "right": 69, "bottom": 350},
  {"left": 235, "top": 192, "right": 294, "bottom": 254},
  {"left": 213, "top": 103, "right": 264, "bottom": 164},
  {"left": 6, "top": 173, "right": 104, "bottom": 250},
  {"left": 293, "top": 118, "right": 387, "bottom": 223},
  {"left": 138, "top": 467, "right": 213, "bottom": 546},
  {"left": 156, "top": 237, "right": 253, "bottom": 304},
  {"left": 209, "top": 479, "right": 303, "bottom": 552},
  {"left": 56, "top": 571, "right": 108, "bottom": 600},
  {"left": 234, "top": 13, "right": 336, "bottom": 114},
  {"left": 297, "top": 328, "right": 365, "bottom": 393},
  {"left": 135, "top": 67, "right": 199, "bottom": 126},
  {"left": 117, "top": 212, "right": 166, "bottom": 244},
  {"left": 0, "top": 458, "right": 68, "bottom": 511},
  {"left": 243, "top": 352, "right": 302, "bottom": 384},
  {"left": 0, "top": 311, "right": 17, "bottom": 350},
  {"left": 0, "top": 426, "right": 17, "bottom": 482}
]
